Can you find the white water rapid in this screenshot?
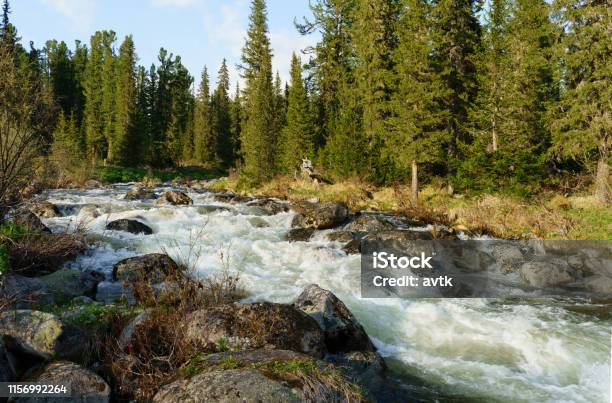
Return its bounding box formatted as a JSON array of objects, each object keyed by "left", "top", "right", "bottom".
[{"left": 41, "top": 184, "right": 611, "bottom": 403}]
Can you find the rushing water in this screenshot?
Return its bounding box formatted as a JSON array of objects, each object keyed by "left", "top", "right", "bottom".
[{"left": 40, "top": 184, "right": 611, "bottom": 403}]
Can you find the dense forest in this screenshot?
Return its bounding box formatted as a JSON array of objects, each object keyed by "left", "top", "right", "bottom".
[{"left": 0, "top": 0, "right": 609, "bottom": 203}]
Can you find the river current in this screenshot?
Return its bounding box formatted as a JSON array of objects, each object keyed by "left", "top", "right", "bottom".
[{"left": 39, "top": 184, "right": 611, "bottom": 403}]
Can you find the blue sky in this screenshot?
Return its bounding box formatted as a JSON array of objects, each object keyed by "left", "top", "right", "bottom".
[{"left": 11, "top": 0, "right": 318, "bottom": 90}]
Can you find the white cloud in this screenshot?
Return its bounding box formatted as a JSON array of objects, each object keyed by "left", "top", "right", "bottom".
[
  {"left": 151, "top": 0, "right": 200, "bottom": 7},
  {"left": 40, "top": 0, "right": 96, "bottom": 33}
]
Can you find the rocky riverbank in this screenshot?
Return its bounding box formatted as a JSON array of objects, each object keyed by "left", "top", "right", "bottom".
[{"left": 0, "top": 182, "right": 610, "bottom": 402}]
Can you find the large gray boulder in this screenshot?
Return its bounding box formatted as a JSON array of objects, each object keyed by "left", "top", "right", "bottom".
[
  {"left": 112, "top": 253, "right": 180, "bottom": 283},
  {"left": 124, "top": 187, "right": 158, "bottom": 201},
  {"left": 294, "top": 284, "right": 374, "bottom": 353},
  {"left": 343, "top": 214, "right": 395, "bottom": 232},
  {"left": 11, "top": 211, "right": 50, "bottom": 233},
  {"left": 13, "top": 361, "right": 110, "bottom": 403},
  {"left": 106, "top": 219, "right": 153, "bottom": 235},
  {"left": 184, "top": 302, "right": 326, "bottom": 358},
  {"left": 285, "top": 228, "right": 315, "bottom": 242},
  {"left": 155, "top": 190, "right": 193, "bottom": 206},
  {"left": 291, "top": 201, "right": 349, "bottom": 230},
  {"left": 245, "top": 198, "right": 289, "bottom": 214},
  {"left": 0, "top": 310, "right": 87, "bottom": 361},
  {"left": 583, "top": 275, "right": 612, "bottom": 294},
  {"left": 519, "top": 260, "right": 577, "bottom": 288}
]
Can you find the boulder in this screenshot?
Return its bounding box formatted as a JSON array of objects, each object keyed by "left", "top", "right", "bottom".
[
  {"left": 212, "top": 193, "right": 235, "bottom": 203},
  {"left": 197, "top": 205, "right": 233, "bottom": 214},
  {"left": 84, "top": 179, "right": 102, "bottom": 188},
  {"left": 15, "top": 361, "right": 110, "bottom": 403},
  {"left": 0, "top": 310, "right": 87, "bottom": 361},
  {"left": 0, "top": 274, "right": 46, "bottom": 308},
  {"left": 112, "top": 253, "right": 179, "bottom": 283},
  {"left": 11, "top": 211, "right": 50, "bottom": 233},
  {"left": 294, "top": 284, "right": 374, "bottom": 353},
  {"left": 155, "top": 190, "right": 193, "bottom": 206},
  {"left": 583, "top": 275, "right": 612, "bottom": 294},
  {"left": 343, "top": 214, "right": 395, "bottom": 233},
  {"left": 30, "top": 202, "right": 60, "bottom": 219},
  {"left": 124, "top": 187, "right": 158, "bottom": 201},
  {"left": 37, "top": 269, "right": 99, "bottom": 303},
  {"left": 242, "top": 206, "right": 272, "bottom": 216},
  {"left": 342, "top": 239, "right": 361, "bottom": 255},
  {"left": 291, "top": 201, "right": 349, "bottom": 230},
  {"left": 285, "top": 228, "right": 315, "bottom": 242},
  {"left": 106, "top": 219, "right": 153, "bottom": 235},
  {"left": 519, "top": 260, "right": 577, "bottom": 288},
  {"left": 489, "top": 242, "right": 526, "bottom": 273},
  {"left": 246, "top": 199, "right": 289, "bottom": 215},
  {"left": 154, "top": 368, "right": 303, "bottom": 403},
  {"left": 326, "top": 231, "right": 356, "bottom": 243},
  {"left": 184, "top": 302, "right": 326, "bottom": 358}
]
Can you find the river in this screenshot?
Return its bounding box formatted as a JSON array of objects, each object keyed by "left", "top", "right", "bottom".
[{"left": 39, "top": 183, "right": 611, "bottom": 403}]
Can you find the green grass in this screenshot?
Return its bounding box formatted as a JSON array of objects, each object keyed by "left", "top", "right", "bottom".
[
  {"left": 43, "top": 301, "right": 140, "bottom": 333},
  {"left": 95, "top": 165, "right": 225, "bottom": 184},
  {"left": 564, "top": 206, "right": 612, "bottom": 240}
]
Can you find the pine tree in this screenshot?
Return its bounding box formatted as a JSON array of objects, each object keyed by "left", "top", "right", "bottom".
[
  {"left": 111, "top": 35, "right": 137, "bottom": 165},
  {"left": 45, "top": 40, "right": 75, "bottom": 116},
  {"left": 388, "top": 0, "right": 448, "bottom": 191},
  {"left": 194, "top": 66, "right": 213, "bottom": 163},
  {"left": 212, "top": 59, "right": 232, "bottom": 166},
  {"left": 229, "top": 83, "right": 242, "bottom": 164},
  {"left": 240, "top": 0, "right": 277, "bottom": 183},
  {"left": 550, "top": 0, "right": 610, "bottom": 202},
  {"left": 279, "top": 53, "right": 315, "bottom": 173},
  {"left": 431, "top": 0, "right": 482, "bottom": 175},
  {"left": 71, "top": 40, "right": 88, "bottom": 132},
  {"left": 273, "top": 71, "right": 287, "bottom": 137},
  {"left": 0, "top": 0, "right": 17, "bottom": 52},
  {"left": 134, "top": 65, "right": 152, "bottom": 163}
]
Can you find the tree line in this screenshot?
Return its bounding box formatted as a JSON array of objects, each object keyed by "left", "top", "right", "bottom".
[{"left": 0, "top": 0, "right": 609, "bottom": 200}]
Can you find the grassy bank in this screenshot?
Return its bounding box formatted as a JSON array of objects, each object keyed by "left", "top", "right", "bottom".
[{"left": 208, "top": 175, "right": 611, "bottom": 240}]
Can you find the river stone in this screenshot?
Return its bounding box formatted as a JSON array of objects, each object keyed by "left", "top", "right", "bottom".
[
  {"left": 362, "top": 230, "right": 435, "bottom": 242},
  {"left": 155, "top": 190, "right": 193, "bottom": 206},
  {"left": 343, "top": 214, "right": 395, "bottom": 232},
  {"left": 212, "top": 193, "right": 235, "bottom": 203},
  {"left": 342, "top": 239, "right": 362, "bottom": 255},
  {"left": 11, "top": 211, "right": 50, "bottom": 233},
  {"left": 84, "top": 179, "right": 102, "bottom": 188},
  {"left": 106, "top": 219, "right": 153, "bottom": 235},
  {"left": 583, "top": 275, "right": 612, "bottom": 294},
  {"left": 153, "top": 368, "right": 304, "bottom": 403},
  {"left": 519, "top": 260, "right": 576, "bottom": 288},
  {"left": 294, "top": 284, "right": 374, "bottom": 353},
  {"left": 489, "top": 243, "right": 525, "bottom": 273},
  {"left": 124, "top": 187, "right": 158, "bottom": 200},
  {"left": 0, "top": 274, "right": 46, "bottom": 308},
  {"left": 286, "top": 228, "right": 315, "bottom": 242},
  {"left": 197, "top": 205, "right": 232, "bottom": 214},
  {"left": 184, "top": 302, "right": 327, "bottom": 358},
  {"left": 37, "top": 269, "right": 99, "bottom": 303},
  {"left": 13, "top": 361, "right": 111, "bottom": 403},
  {"left": 112, "top": 253, "right": 179, "bottom": 283},
  {"left": 0, "top": 310, "right": 87, "bottom": 361},
  {"left": 246, "top": 198, "right": 289, "bottom": 214},
  {"left": 326, "top": 231, "right": 357, "bottom": 243},
  {"left": 248, "top": 217, "right": 269, "bottom": 228},
  {"left": 291, "top": 201, "right": 349, "bottom": 230},
  {"left": 30, "top": 202, "right": 61, "bottom": 219}
]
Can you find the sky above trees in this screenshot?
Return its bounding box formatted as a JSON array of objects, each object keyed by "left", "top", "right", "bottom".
[{"left": 12, "top": 0, "right": 318, "bottom": 87}]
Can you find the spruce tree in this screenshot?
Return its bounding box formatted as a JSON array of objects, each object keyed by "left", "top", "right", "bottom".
[
  {"left": 134, "top": 65, "right": 152, "bottom": 163},
  {"left": 431, "top": 0, "right": 481, "bottom": 175},
  {"left": 229, "top": 83, "right": 242, "bottom": 164},
  {"left": 240, "top": 0, "right": 277, "bottom": 183},
  {"left": 101, "top": 31, "right": 117, "bottom": 162},
  {"left": 193, "top": 66, "right": 213, "bottom": 163},
  {"left": 550, "top": 0, "right": 611, "bottom": 202},
  {"left": 388, "top": 0, "right": 448, "bottom": 191},
  {"left": 83, "top": 32, "right": 106, "bottom": 162},
  {"left": 112, "top": 35, "right": 137, "bottom": 166},
  {"left": 353, "top": 0, "right": 399, "bottom": 177},
  {"left": 212, "top": 59, "right": 232, "bottom": 166},
  {"left": 279, "top": 53, "right": 314, "bottom": 173},
  {"left": 71, "top": 40, "right": 88, "bottom": 131},
  {"left": 45, "top": 40, "right": 75, "bottom": 116}
]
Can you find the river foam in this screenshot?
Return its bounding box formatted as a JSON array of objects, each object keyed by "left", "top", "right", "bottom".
[{"left": 42, "top": 184, "right": 611, "bottom": 403}]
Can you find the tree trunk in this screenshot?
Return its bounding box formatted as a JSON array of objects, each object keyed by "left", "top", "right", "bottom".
[
  {"left": 411, "top": 160, "right": 419, "bottom": 202},
  {"left": 491, "top": 115, "right": 498, "bottom": 152},
  {"left": 595, "top": 157, "right": 610, "bottom": 203}
]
